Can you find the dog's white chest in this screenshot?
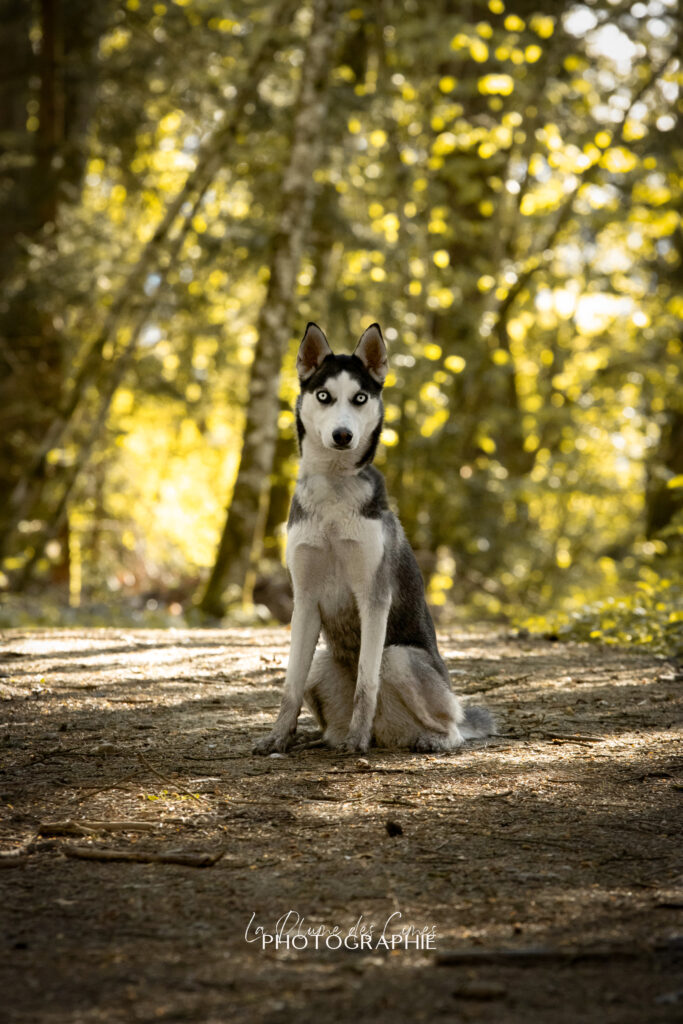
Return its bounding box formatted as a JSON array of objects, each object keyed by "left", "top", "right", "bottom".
[
  {"left": 296, "top": 474, "right": 372, "bottom": 539},
  {"left": 287, "top": 474, "right": 384, "bottom": 592}
]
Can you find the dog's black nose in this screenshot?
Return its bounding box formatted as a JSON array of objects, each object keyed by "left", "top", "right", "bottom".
[{"left": 332, "top": 428, "right": 353, "bottom": 448}]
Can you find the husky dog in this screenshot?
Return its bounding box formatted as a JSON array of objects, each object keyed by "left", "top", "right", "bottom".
[{"left": 253, "top": 322, "right": 494, "bottom": 755}]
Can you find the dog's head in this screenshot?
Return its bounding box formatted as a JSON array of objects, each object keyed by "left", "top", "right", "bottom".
[{"left": 295, "top": 323, "right": 387, "bottom": 466}]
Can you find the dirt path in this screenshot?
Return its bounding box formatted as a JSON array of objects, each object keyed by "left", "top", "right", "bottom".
[{"left": 1, "top": 627, "right": 681, "bottom": 1022}]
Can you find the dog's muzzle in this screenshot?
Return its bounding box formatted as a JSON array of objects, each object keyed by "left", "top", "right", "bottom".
[{"left": 332, "top": 428, "right": 354, "bottom": 449}]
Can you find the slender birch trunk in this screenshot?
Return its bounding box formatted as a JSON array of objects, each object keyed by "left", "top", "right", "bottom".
[{"left": 200, "top": 0, "right": 339, "bottom": 616}]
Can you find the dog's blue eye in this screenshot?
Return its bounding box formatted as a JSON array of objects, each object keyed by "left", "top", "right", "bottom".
[
  {"left": 354, "top": 393, "right": 368, "bottom": 405},
  {"left": 316, "top": 390, "right": 331, "bottom": 403}
]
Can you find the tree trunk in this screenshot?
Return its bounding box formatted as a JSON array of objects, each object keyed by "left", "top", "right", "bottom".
[
  {"left": 199, "top": 0, "right": 339, "bottom": 616},
  {"left": 0, "top": 0, "right": 34, "bottom": 281},
  {"left": 645, "top": 407, "right": 683, "bottom": 538},
  {"left": 35, "top": 0, "right": 66, "bottom": 226},
  {"left": 261, "top": 399, "right": 297, "bottom": 563},
  {"left": 0, "top": 0, "right": 78, "bottom": 584},
  {"left": 0, "top": 0, "right": 110, "bottom": 580}
]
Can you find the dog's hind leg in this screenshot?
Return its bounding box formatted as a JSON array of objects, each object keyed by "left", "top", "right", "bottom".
[
  {"left": 373, "top": 646, "right": 468, "bottom": 751},
  {"left": 304, "top": 649, "right": 356, "bottom": 747}
]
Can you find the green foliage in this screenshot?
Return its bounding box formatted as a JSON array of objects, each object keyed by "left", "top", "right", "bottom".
[
  {"left": 517, "top": 509, "right": 683, "bottom": 657},
  {"left": 520, "top": 568, "right": 683, "bottom": 657}
]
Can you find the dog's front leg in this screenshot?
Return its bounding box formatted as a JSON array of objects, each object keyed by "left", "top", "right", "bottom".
[
  {"left": 343, "top": 598, "right": 390, "bottom": 753},
  {"left": 253, "top": 598, "right": 321, "bottom": 755}
]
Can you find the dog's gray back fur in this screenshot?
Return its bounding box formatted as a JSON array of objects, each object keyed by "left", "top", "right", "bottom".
[{"left": 253, "top": 323, "right": 494, "bottom": 755}]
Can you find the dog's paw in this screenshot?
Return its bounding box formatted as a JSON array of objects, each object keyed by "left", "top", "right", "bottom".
[
  {"left": 411, "top": 736, "right": 449, "bottom": 753},
  {"left": 252, "top": 732, "right": 293, "bottom": 756},
  {"left": 290, "top": 729, "right": 326, "bottom": 750},
  {"left": 339, "top": 733, "right": 370, "bottom": 755}
]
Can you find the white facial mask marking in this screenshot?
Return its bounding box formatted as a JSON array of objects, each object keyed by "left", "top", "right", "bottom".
[{"left": 300, "top": 371, "right": 380, "bottom": 452}]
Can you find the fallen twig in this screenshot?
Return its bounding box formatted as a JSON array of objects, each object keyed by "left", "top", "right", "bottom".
[
  {"left": 528, "top": 732, "right": 605, "bottom": 745},
  {"left": 655, "top": 897, "right": 683, "bottom": 909},
  {"left": 0, "top": 850, "right": 28, "bottom": 868},
  {"left": 62, "top": 844, "right": 224, "bottom": 867},
  {"left": 78, "top": 773, "right": 140, "bottom": 797},
  {"left": 463, "top": 675, "right": 530, "bottom": 695},
  {"left": 137, "top": 754, "right": 208, "bottom": 804},
  {"left": 327, "top": 767, "right": 414, "bottom": 775},
  {"left": 301, "top": 795, "right": 361, "bottom": 803},
  {"left": 378, "top": 799, "right": 420, "bottom": 808},
  {"left": 181, "top": 753, "right": 243, "bottom": 761},
  {"left": 39, "top": 819, "right": 157, "bottom": 836}
]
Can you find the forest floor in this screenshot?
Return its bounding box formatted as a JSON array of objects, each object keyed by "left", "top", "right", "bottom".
[{"left": 0, "top": 626, "right": 681, "bottom": 1023}]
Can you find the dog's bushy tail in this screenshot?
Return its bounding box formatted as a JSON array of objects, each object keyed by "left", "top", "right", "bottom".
[{"left": 460, "top": 705, "right": 496, "bottom": 739}]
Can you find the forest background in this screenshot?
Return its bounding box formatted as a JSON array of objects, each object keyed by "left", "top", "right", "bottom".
[{"left": 1, "top": 0, "right": 681, "bottom": 655}]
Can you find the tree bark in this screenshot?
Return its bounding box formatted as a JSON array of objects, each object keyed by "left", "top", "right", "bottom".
[
  {"left": 0, "top": 0, "right": 105, "bottom": 582},
  {"left": 35, "top": 0, "right": 66, "bottom": 226},
  {"left": 645, "top": 407, "right": 683, "bottom": 538},
  {"left": 261, "top": 399, "right": 297, "bottom": 563},
  {"left": 200, "top": 0, "right": 339, "bottom": 616}
]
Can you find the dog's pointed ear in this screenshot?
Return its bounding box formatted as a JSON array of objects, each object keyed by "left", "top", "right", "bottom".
[
  {"left": 297, "top": 323, "right": 332, "bottom": 381},
  {"left": 353, "top": 323, "right": 388, "bottom": 384}
]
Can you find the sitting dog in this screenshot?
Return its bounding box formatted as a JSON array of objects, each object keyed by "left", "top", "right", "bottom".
[{"left": 253, "top": 323, "right": 493, "bottom": 754}]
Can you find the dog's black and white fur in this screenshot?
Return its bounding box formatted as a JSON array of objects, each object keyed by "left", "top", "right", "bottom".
[{"left": 253, "top": 322, "right": 494, "bottom": 755}]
